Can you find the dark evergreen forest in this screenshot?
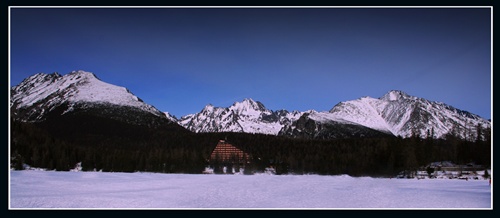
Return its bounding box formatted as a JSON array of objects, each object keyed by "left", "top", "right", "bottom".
[{"left": 10, "top": 117, "right": 491, "bottom": 177}]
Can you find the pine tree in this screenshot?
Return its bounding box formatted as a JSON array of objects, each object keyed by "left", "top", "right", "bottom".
[
  {"left": 426, "top": 166, "right": 435, "bottom": 178},
  {"left": 483, "top": 169, "right": 489, "bottom": 179},
  {"left": 476, "top": 124, "right": 483, "bottom": 142},
  {"left": 13, "top": 154, "right": 24, "bottom": 170},
  {"left": 404, "top": 146, "right": 418, "bottom": 178}
]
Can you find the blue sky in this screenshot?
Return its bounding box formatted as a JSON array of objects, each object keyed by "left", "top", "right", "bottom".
[{"left": 10, "top": 7, "right": 491, "bottom": 119}]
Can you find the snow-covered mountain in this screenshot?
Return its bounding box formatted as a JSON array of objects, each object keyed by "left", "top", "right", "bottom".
[
  {"left": 180, "top": 91, "right": 489, "bottom": 140},
  {"left": 280, "top": 90, "right": 490, "bottom": 140},
  {"left": 10, "top": 70, "right": 173, "bottom": 127},
  {"left": 11, "top": 71, "right": 489, "bottom": 140},
  {"left": 178, "top": 98, "right": 302, "bottom": 135}
]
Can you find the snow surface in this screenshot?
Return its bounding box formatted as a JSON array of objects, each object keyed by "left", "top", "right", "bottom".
[{"left": 10, "top": 171, "right": 492, "bottom": 209}]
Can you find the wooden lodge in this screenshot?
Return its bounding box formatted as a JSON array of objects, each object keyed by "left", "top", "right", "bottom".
[{"left": 209, "top": 140, "right": 251, "bottom": 165}]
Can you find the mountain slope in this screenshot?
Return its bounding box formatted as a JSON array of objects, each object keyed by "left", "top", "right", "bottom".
[
  {"left": 278, "top": 111, "right": 393, "bottom": 139},
  {"left": 10, "top": 70, "right": 177, "bottom": 129},
  {"left": 282, "top": 90, "right": 490, "bottom": 140},
  {"left": 330, "top": 90, "right": 490, "bottom": 139}
]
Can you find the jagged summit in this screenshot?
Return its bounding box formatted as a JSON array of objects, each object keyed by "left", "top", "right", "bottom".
[
  {"left": 380, "top": 90, "right": 413, "bottom": 101},
  {"left": 202, "top": 104, "right": 216, "bottom": 112},
  {"left": 178, "top": 98, "right": 302, "bottom": 134},
  {"left": 230, "top": 98, "right": 268, "bottom": 115},
  {"left": 69, "top": 69, "right": 98, "bottom": 77}
]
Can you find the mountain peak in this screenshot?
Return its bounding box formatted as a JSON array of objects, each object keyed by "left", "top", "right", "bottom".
[
  {"left": 233, "top": 98, "right": 267, "bottom": 112},
  {"left": 163, "top": 112, "right": 178, "bottom": 122},
  {"left": 239, "top": 98, "right": 258, "bottom": 105},
  {"left": 380, "top": 90, "right": 411, "bottom": 101},
  {"left": 242, "top": 98, "right": 256, "bottom": 104},
  {"left": 201, "top": 104, "right": 216, "bottom": 112},
  {"left": 67, "top": 70, "right": 101, "bottom": 81},
  {"left": 69, "top": 70, "right": 94, "bottom": 75}
]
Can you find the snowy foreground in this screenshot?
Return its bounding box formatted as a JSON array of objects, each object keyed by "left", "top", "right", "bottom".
[{"left": 10, "top": 171, "right": 491, "bottom": 209}]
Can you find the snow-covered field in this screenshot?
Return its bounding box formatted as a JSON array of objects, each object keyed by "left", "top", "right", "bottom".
[{"left": 9, "top": 171, "right": 492, "bottom": 209}]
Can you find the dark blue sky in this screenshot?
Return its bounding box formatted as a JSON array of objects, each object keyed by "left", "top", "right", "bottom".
[{"left": 10, "top": 7, "right": 491, "bottom": 119}]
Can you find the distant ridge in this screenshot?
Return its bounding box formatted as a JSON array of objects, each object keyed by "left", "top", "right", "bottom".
[
  {"left": 11, "top": 71, "right": 490, "bottom": 140},
  {"left": 178, "top": 91, "right": 490, "bottom": 140}
]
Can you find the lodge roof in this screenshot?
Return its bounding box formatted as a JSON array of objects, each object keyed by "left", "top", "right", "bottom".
[{"left": 209, "top": 139, "right": 250, "bottom": 162}]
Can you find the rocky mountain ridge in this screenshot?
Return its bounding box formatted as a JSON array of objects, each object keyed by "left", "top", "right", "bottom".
[
  {"left": 179, "top": 91, "right": 490, "bottom": 140},
  {"left": 11, "top": 71, "right": 490, "bottom": 140}
]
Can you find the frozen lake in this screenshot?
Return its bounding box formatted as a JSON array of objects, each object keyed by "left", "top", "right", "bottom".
[{"left": 9, "top": 170, "right": 492, "bottom": 209}]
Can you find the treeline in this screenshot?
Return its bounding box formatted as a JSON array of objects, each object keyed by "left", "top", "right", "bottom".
[
  {"left": 211, "top": 130, "right": 490, "bottom": 176},
  {"left": 10, "top": 119, "right": 491, "bottom": 177},
  {"left": 10, "top": 117, "right": 213, "bottom": 173}
]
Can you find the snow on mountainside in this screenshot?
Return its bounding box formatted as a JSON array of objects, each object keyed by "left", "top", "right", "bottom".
[
  {"left": 177, "top": 90, "right": 489, "bottom": 140},
  {"left": 178, "top": 99, "right": 302, "bottom": 135},
  {"left": 11, "top": 70, "right": 165, "bottom": 122},
  {"left": 278, "top": 110, "right": 393, "bottom": 139},
  {"left": 11, "top": 71, "right": 488, "bottom": 140},
  {"left": 324, "top": 90, "right": 490, "bottom": 139},
  {"left": 163, "top": 112, "right": 178, "bottom": 122},
  {"left": 328, "top": 97, "right": 392, "bottom": 133}
]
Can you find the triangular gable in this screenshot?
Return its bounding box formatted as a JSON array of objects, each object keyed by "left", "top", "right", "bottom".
[{"left": 210, "top": 140, "right": 250, "bottom": 162}]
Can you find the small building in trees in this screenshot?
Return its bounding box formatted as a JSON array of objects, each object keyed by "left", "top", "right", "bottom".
[{"left": 209, "top": 140, "right": 251, "bottom": 173}]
